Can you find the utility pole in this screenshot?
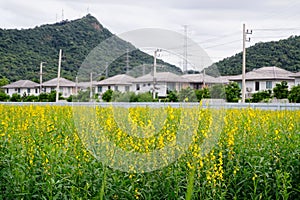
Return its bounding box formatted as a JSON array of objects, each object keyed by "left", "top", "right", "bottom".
[
  {"left": 203, "top": 68, "right": 206, "bottom": 88},
  {"left": 56, "top": 49, "right": 62, "bottom": 102},
  {"left": 90, "top": 72, "right": 93, "bottom": 101},
  {"left": 39, "top": 62, "right": 46, "bottom": 93},
  {"left": 242, "top": 24, "right": 252, "bottom": 103},
  {"left": 75, "top": 76, "right": 78, "bottom": 95},
  {"left": 183, "top": 25, "right": 188, "bottom": 74},
  {"left": 153, "top": 49, "right": 161, "bottom": 99}
]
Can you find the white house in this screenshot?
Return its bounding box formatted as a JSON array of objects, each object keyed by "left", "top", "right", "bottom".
[
  {"left": 290, "top": 72, "right": 300, "bottom": 86},
  {"left": 133, "top": 72, "right": 190, "bottom": 97},
  {"left": 42, "top": 78, "right": 76, "bottom": 98},
  {"left": 2, "top": 80, "right": 39, "bottom": 96},
  {"left": 182, "top": 73, "right": 229, "bottom": 89},
  {"left": 229, "top": 66, "right": 295, "bottom": 98},
  {"left": 96, "top": 74, "right": 135, "bottom": 94}
]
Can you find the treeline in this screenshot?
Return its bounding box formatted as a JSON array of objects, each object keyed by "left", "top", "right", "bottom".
[{"left": 207, "top": 35, "right": 300, "bottom": 76}]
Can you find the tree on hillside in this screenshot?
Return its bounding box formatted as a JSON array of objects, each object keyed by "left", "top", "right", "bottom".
[
  {"left": 0, "top": 77, "right": 9, "bottom": 87},
  {"left": 225, "top": 82, "right": 241, "bottom": 102},
  {"left": 273, "top": 81, "right": 289, "bottom": 99}
]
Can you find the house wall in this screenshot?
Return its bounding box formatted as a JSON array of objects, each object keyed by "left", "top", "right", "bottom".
[
  {"left": 295, "top": 77, "right": 300, "bottom": 86},
  {"left": 134, "top": 82, "right": 187, "bottom": 97},
  {"left": 97, "top": 85, "right": 132, "bottom": 94},
  {"left": 134, "top": 82, "right": 167, "bottom": 97},
  {"left": 44, "top": 86, "right": 75, "bottom": 97},
  {"left": 5, "top": 88, "right": 39, "bottom": 97},
  {"left": 234, "top": 80, "right": 295, "bottom": 96}
]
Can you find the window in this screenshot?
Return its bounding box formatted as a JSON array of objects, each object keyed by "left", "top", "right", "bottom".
[
  {"left": 266, "top": 81, "right": 272, "bottom": 89},
  {"left": 108, "top": 86, "right": 111, "bottom": 90},
  {"left": 114, "top": 86, "right": 118, "bottom": 91},
  {"left": 6, "top": 88, "right": 8, "bottom": 94},
  {"left": 98, "top": 86, "right": 102, "bottom": 93},
  {"left": 136, "top": 84, "right": 140, "bottom": 91},
  {"left": 255, "top": 82, "right": 260, "bottom": 91},
  {"left": 125, "top": 86, "right": 130, "bottom": 92},
  {"left": 27, "top": 88, "right": 31, "bottom": 94},
  {"left": 167, "top": 83, "right": 176, "bottom": 91},
  {"left": 17, "top": 88, "right": 20, "bottom": 93},
  {"left": 237, "top": 82, "right": 242, "bottom": 89},
  {"left": 35, "top": 88, "right": 38, "bottom": 94}
]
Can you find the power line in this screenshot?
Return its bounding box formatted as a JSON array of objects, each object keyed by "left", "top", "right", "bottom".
[
  {"left": 203, "top": 39, "right": 241, "bottom": 49},
  {"left": 253, "top": 27, "right": 300, "bottom": 31}
]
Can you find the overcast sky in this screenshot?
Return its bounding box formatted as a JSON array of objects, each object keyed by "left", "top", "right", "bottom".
[{"left": 1, "top": 0, "right": 300, "bottom": 67}]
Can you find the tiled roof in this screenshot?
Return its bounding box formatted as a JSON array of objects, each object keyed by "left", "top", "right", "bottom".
[
  {"left": 290, "top": 72, "right": 300, "bottom": 77},
  {"left": 2, "top": 80, "right": 39, "bottom": 88},
  {"left": 42, "top": 78, "right": 76, "bottom": 87},
  {"left": 229, "top": 66, "right": 295, "bottom": 81},
  {"left": 77, "top": 81, "right": 98, "bottom": 88},
  {"left": 133, "top": 72, "right": 189, "bottom": 83},
  {"left": 97, "top": 74, "right": 135, "bottom": 85},
  {"left": 182, "top": 74, "right": 229, "bottom": 84}
]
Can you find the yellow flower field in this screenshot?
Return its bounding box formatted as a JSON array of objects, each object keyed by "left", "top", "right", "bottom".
[{"left": 0, "top": 104, "right": 299, "bottom": 199}]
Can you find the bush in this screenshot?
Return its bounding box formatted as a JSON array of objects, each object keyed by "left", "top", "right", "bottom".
[
  {"left": 136, "top": 92, "right": 153, "bottom": 102},
  {"left": 102, "top": 89, "right": 113, "bottom": 102},
  {"left": 10, "top": 93, "right": 21, "bottom": 102},
  {"left": 178, "top": 87, "right": 198, "bottom": 102},
  {"left": 225, "top": 82, "right": 241, "bottom": 102},
  {"left": 113, "top": 92, "right": 138, "bottom": 102},
  {"left": 23, "top": 95, "right": 38, "bottom": 102},
  {"left": 209, "top": 84, "right": 226, "bottom": 99},
  {"left": 0, "top": 91, "right": 9, "bottom": 101},
  {"left": 166, "top": 90, "right": 178, "bottom": 102},
  {"left": 251, "top": 90, "right": 272, "bottom": 103},
  {"left": 273, "top": 81, "right": 289, "bottom": 99},
  {"left": 195, "top": 88, "right": 211, "bottom": 101},
  {"left": 288, "top": 85, "right": 300, "bottom": 103}
]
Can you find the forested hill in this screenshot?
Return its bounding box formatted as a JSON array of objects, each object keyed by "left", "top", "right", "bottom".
[
  {"left": 0, "top": 14, "right": 181, "bottom": 82},
  {"left": 207, "top": 35, "right": 300, "bottom": 76}
]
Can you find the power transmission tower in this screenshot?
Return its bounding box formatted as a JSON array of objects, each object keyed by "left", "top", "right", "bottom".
[
  {"left": 62, "top": 9, "right": 64, "bottom": 21},
  {"left": 242, "top": 24, "right": 252, "bottom": 103},
  {"left": 183, "top": 25, "right": 188, "bottom": 74}
]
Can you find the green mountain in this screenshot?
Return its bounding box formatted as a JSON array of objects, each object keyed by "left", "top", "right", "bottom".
[
  {"left": 207, "top": 35, "right": 300, "bottom": 76},
  {"left": 0, "top": 14, "right": 181, "bottom": 82}
]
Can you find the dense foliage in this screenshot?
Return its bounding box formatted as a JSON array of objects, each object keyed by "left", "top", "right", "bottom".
[
  {"left": 225, "top": 82, "right": 241, "bottom": 102},
  {"left": 288, "top": 85, "right": 300, "bottom": 103},
  {"left": 0, "top": 15, "right": 180, "bottom": 82},
  {"left": 207, "top": 36, "right": 300, "bottom": 76},
  {"left": 273, "top": 81, "right": 289, "bottom": 99}
]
